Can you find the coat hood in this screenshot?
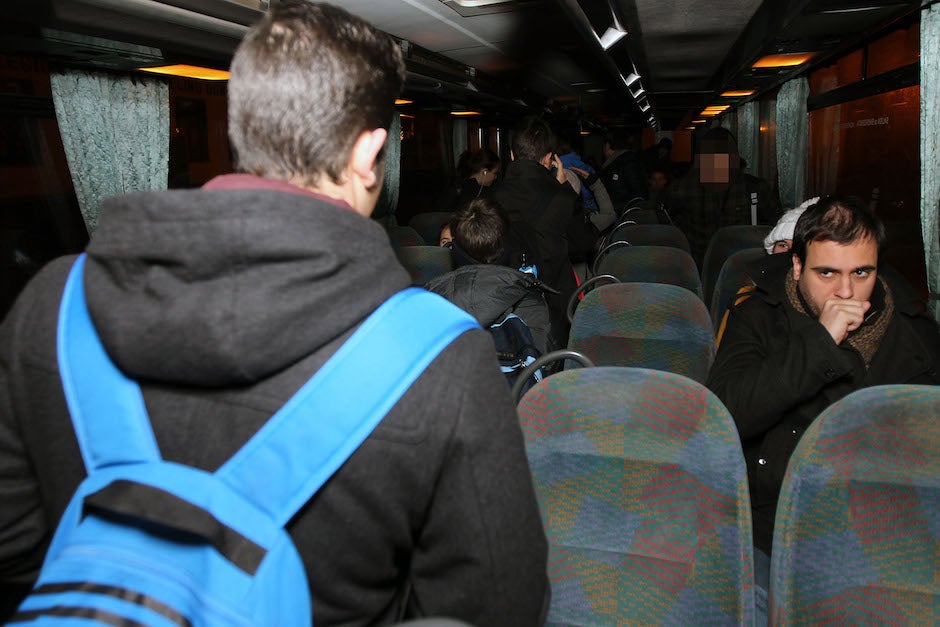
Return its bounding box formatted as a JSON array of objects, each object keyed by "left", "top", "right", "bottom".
[{"left": 83, "top": 182, "right": 410, "bottom": 387}]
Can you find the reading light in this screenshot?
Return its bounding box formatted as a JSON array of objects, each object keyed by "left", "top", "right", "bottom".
[
  {"left": 752, "top": 53, "right": 815, "bottom": 68},
  {"left": 138, "top": 65, "right": 230, "bottom": 80},
  {"left": 599, "top": 26, "right": 627, "bottom": 50},
  {"left": 721, "top": 90, "right": 756, "bottom": 97},
  {"left": 450, "top": 110, "right": 481, "bottom": 117},
  {"left": 692, "top": 119, "right": 707, "bottom": 124},
  {"left": 395, "top": 99, "right": 413, "bottom": 105}
]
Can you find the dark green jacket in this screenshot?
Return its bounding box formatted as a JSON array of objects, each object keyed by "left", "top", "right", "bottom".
[{"left": 707, "top": 253, "right": 940, "bottom": 554}]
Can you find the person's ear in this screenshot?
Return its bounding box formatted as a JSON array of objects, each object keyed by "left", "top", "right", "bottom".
[
  {"left": 350, "top": 128, "right": 388, "bottom": 189},
  {"left": 792, "top": 253, "right": 803, "bottom": 281}
]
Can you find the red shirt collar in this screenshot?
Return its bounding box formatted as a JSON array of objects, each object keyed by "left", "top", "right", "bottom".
[{"left": 202, "top": 174, "right": 354, "bottom": 211}]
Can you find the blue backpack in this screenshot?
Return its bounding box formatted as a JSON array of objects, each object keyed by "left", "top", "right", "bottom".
[{"left": 9, "top": 254, "right": 477, "bottom": 627}]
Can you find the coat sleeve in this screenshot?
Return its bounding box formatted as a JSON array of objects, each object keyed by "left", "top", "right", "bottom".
[
  {"left": 406, "top": 333, "right": 549, "bottom": 625},
  {"left": 706, "top": 296, "right": 854, "bottom": 441}
]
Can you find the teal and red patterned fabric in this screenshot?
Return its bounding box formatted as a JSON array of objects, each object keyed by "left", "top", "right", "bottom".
[
  {"left": 568, "top": 282, "right": 715, "bottom": 383},
  {"left": 394, "top": 245, "right": 454, "bottom": 285},
  {"left": 701, "top": 225, "right": 770, "bottom": 307},
  {"left": 770, "top": 384, "right": 940, "bottom": 626},
  {"left": 608, "top": 223, "right": 692, "bottom": 254},
  {"left": 595, "top": 245, "right": 703, "bottom": 300},
  {"left": 518, "top": 367, "right": 755, "bottom": 626},
  {"left": 710, "top": 247, "right": 765, "bottom": 331}
]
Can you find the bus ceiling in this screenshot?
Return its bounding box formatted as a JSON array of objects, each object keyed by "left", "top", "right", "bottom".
[{"left": 4, "top": 0, "right": 924, "bottom": 131}]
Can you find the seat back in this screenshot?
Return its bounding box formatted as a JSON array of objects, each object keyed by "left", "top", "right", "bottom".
[
  {"left": 608, "top": 223, "right": 690, "bottom": 254},
  {"left": 595, "top": 245, "right": 703, "bottom": 299},
  {"left": 568, "top": 282, "right": 715, "bottom": 382},
  {"left": 408, "top": 211, "right": 454, "bottom": 245},
  {"left": 394, "top": 246, "right": 454, "bottom": 285},
  {"left": 770, "top": 385, "right": 940, "bottom": 625},
  {"left": 387, "top": 225, "right": 426, "bottom": 248},
  {"left": 518, "top": 367, "right": 755, "bottom": 626},
  {"left": 701, "top": 225, "right": 770, "bottom": 306},
  {"left": 710, "top": 247, "right": 765, "bottom": 331}
]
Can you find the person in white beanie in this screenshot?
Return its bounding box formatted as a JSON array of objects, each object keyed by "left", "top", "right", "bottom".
[{"left": 764, "top": 196, "right": 819, "bottom": 254}]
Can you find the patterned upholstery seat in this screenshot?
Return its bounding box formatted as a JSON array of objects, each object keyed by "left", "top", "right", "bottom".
[
  {"left": 770, "top": 384, "right": 940, "bottom": 625},
  {"left": 709, "top": 247, "right": 765, "bottom": 331},
  {"left": 408, "top": 211, "right": 454, "bottom": 245},
  {"left": 701, "top": 225, "right": 770, "bottom": 307},
  {"left": 567, "top": 282, "right": 715, "bottom": 382},
  {"left": 387, "top": 225, "right": 425, "bottom": 248},
  {"left": 608, "top": 223, "right": 691, "bottom": 254},
  {"left": 595, "top": 245, "right": 703, "bottom": 300},
  {"left": 394, "top": 246, "right": 453, "bottom": 285},
  {"left": 518, "top": 367, "right": 755, "bottom": 626}
]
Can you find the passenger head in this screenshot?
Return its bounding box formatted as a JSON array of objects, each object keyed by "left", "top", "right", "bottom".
[
  {"left": 450, "top": 197, "right": 507, "bottom": 264},
  {"left": 649, "top": 169, "right": 669, "bottom": 191},
  {"left": 603, "top": 128, "right": 634, "bottom": 158},
  {"left": 227, "top": 1, "right": 405, "bottom": 201},
  {"left": 461, "top": 149, "right": 501, "bottom": 186},
  {"left": 764, "top": 197, "right": 819, "bottom": 254},
  {"left": 791, "top": 195, "right": 885, "bottom": 313},
  {"left": 511, "top": 117, "right": 555, "bottom": 166},
  {"left": 697, "top": 127, "right": 740, "bottom": 185},
  {"left": 438, "top": 223, "right": 453, "bottom": 247}
]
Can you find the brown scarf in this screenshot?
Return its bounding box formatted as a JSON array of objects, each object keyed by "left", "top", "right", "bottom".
[{"left": 785, "top": 269, "right": 894, "bottom": 368}]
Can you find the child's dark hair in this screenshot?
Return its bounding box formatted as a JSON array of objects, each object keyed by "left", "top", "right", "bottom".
[{"left": 451, "top": 197, "right": 507, "bottom": 264}]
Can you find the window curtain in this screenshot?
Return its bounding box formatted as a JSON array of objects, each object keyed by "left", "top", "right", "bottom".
[
  {"left": 453, "top": 118, "right": 468, "bottom": 168},
  {"left": 376, "top": 113, "right": 401, "bottom": 224},
  {"left": 775, "top": 77, "right": 809, "bottom": 210},
  {"left": 922, "top": 3, "right": 940, "bottom": 321},
  {"left": 50, "top": 70, "right": 169, "bottom": 235},
  {"left": 736, "top": 101, "right": 759, "bottom": 176}
]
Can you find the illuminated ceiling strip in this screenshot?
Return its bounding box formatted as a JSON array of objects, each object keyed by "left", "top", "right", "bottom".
[
  {"left": 138, "top": 64, "right": 230, "bottom": 80},
  {"left": 721, "top": 90, "right": 755, "bottom": 97},
  {"left": 752, "top": 53, "right": 815, "bottom": 68},
  {"left": 450, "top": 111, "right": 482, "bottom": 116}
]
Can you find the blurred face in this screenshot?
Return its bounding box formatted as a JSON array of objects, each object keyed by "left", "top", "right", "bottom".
[
  {"left": 792, "top": 237, "right": 878, "bottom": 316},
  {"left": 771, "top": 239, "right": 792, "bottom": 254}
]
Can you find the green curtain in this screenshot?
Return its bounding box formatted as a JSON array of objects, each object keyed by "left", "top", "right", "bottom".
[
  {"left": 50, "top": 70, "right": 169, "bottom": 234},
  {"left": 775, "top": 77, "right": 809, "bottom": 210},
  {"left": 922, "top": 4, "right": 940, "bottom": 322},
  {"left": 376, "top": 113, "right": 402, "bottom": 224},
  {"left": 736, "top": 101, "right": 759, "bottom": 176},
  {"left": 453, "top": 118, "right": 468, "bottom": 167}
]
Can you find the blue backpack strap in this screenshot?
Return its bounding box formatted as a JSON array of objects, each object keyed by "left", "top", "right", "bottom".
[
  {"left": 57, "top": 254, "right": 161, "bottom": 471},
  {"left": 217, "top": 287, "right": 479, "bottom": 526}
]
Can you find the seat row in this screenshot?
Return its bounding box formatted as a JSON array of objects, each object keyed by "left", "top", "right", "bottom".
[{"left": 517, "top": 369, "right": 940, "bottom": 625}]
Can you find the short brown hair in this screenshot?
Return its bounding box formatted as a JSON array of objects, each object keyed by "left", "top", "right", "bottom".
[
  {"left": 228, "top": 1, "right": 406, "bottom": 187},
  {"left": 451, "top": 198, "right": 507, "bottom": 264}
]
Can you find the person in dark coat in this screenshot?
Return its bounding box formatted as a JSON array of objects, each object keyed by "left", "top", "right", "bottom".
[
  {"left": 492, "top": 116, "right": 586, "bottom": 347},
  {"left": 426, "top": 197, "right": 553, "bottom": 355},
  {"left": 598, "top": 128, "right": 648, "bottom": 212},
  {"left": 0, "top": 3, "right": 549, "bottom": 625},
  {"left": 707, "top": 196, "right": 940, "bottom": 619},
  {"left": 438, "top": 148, "right": 501, "bottom": 212},
  {"left": 665, "top": 126, "right": 781, "bottom": 268}
]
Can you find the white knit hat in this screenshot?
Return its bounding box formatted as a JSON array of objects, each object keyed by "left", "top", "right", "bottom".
[{"left": 764, "top": 196, "right": 820, "bottom": 254}]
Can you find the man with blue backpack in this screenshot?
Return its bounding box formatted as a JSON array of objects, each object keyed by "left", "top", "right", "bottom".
[{"left": 0, "top": 2, "right": 548, "bottom": 625}]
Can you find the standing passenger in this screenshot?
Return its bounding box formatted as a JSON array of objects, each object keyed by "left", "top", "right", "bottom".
[
  {"left": 666, "top": 126, "right": 781, "bottom": 267},
  {"left": 438, "top": 148, "right": 501, "bottom": 212},
  {"left": 0, "top": 2, "right": 549, "bottom": 625},
  {"left": 493, "top": 116, "right": 582, "bottom": 347}
]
